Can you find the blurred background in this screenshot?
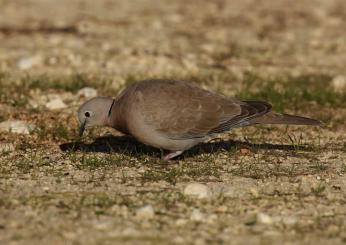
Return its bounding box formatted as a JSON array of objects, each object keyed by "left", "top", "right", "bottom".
[{"left": 1, "top": 0, "right": 346, "bottom": 78}]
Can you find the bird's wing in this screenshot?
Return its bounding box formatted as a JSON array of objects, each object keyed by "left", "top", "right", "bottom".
[
  {"left": 208, "top": 100, "right": 272, "bottom": 134},
  {"left": 130, "top": 80, "right": 271, "bottom": 140}
]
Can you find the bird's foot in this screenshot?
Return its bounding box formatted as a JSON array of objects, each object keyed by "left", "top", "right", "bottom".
[{"left": 162, "top": 150, "right": 184, "bottom": 161}]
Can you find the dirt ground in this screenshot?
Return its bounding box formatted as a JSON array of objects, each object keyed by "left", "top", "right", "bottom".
[{"left": 0, "top": 0, "right": 346, "bottom": 244}]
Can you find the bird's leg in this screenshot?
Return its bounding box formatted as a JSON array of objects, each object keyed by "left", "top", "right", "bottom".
[{"left": 162, "top": 150, "right": 184, "bottom": 161}]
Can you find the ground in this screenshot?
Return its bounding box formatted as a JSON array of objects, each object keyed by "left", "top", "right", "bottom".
[{"left": 0, "top": 0, "right": 346, "bottom": 244}]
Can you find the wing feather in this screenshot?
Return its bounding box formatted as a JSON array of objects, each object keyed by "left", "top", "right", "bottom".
[{"left": 130, "top": 80, "right": 272, "bottom": 140}]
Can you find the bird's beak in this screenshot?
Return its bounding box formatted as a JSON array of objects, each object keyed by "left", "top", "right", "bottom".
[{"left": 79, "top": 119, "right": 87, "bottom": 137}]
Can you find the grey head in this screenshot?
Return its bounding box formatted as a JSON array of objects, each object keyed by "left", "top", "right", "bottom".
[{"left": 78, "top": 96, "right": 115, "bottom": 137}]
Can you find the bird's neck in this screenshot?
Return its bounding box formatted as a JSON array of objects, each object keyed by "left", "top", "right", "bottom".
[{"left": 105, "top": 99, "right": 129, "bottom": 135}]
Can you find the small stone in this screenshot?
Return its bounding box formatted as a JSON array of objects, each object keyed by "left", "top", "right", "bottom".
[
  {"left": 24, "top": 208, "right": 38, "bottom": 217},
  {"left": 250, "top": 188, "right": 259, "bottom": 197},
  {"left": 239, "top": 148, "right": 251, "bottom": 155},
  {"left": 183, "top": 183, "right": 211, "bottom": 199},
  {"left": 10, "top": 199, "right": 20, "bottom": 206},
  {"left": 122, "top": 227, "right": 138, "bottom": 236},
  {"left": 257, "top": 212, "right": 273, "bottom": 225},
  {"left": 17, "top": 55, "right": 41, "bottom": 70},
  {"left": 172, "top": 236, "right": 185, "bottom": 244},
  {"left": 210, "top": 179, "right": 256, "bottom": 199},
  {"left": 0, "top": 143, "right": 15, "bottom": 152},
  {"left": 0, "top": 120, "right": 35, "bottom": 134},
  {"left": 48, "top": 56, "right": 58, "bottom": 65},
  {"left": 136, "top": 205, "right": 154, "bottom": 220},
  {"left": 18, "top": 57, "right": 33, "bottom": 70},
  {"left": 190, "top": 209, "right": 205, "bottom": 222},
  {"left": 244, "top": 214, "right": 257, "bottom": 226},
  {"left": 94, "top": 220, "right": 113, "bottom": 230},
  {"left": 62, "top": 231, "right": 78, "bottom": 239},
  {"left": 221, "top": 186, "right": 242, "bottom": 198},
  {"left": 46, "top": 98, "right": 67, "bottom": 110},
  {"left": 331, "top": 75, "right": 346, "bottom": 92},
  {"left": 207, "top": 214, "right": 217, "bottom": 224},
  {"left": 281, "top": 216, "right": 298, "bottom": 226},
  {"left": 215, "top": 205, "right": 228, "bottom": 213},
  {"left": 263, "top": 230, "right": 281, "bottom": 238},
  {"left": 77, "top": 87, "right": 98, "bottom": 98},
  {"left": 175, "top": 219, "right": 188, "bottom": 227}
]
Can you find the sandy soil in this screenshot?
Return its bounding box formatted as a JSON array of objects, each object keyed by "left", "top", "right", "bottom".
[{"left": 0, "top": 0, "right": 346, "bottom": 244}]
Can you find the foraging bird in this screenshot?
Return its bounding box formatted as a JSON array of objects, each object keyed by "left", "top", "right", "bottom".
[{"left": 78, "top": 79, "right": 322, "bottom": 160}]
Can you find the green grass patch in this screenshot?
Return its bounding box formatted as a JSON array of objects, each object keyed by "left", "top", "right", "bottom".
[
  {"left": 141, "top": 161, "right": 221, "bottom": 184},
  {"left": 27, "top": 75, "right": 88, "bottom": 92},
  {"left": 1, "top": 71, "right": 345, "bottom": 111},
  {"left": 237, "top": 72, "right": 346, "bottom": 111},
  {"left": 36, "top": 121, "right": 71, "bottom": 141},
  {"left": 228, "top": 154, "right": 329, "bottom": 179},
  {"left": 0, "top": 73, "right": 119, "bottom": 107}
]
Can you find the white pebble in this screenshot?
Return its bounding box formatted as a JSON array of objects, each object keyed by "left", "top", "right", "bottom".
[
  {"left": 18, "top": 57, "right": 33, "bottom": 70},
  {"left": 172, "top": 236, "right": 185, "bottom": 244},
  {"left": 175, "top": 219, "right": 188, "bottom": 227},
  {"left": 93, "top": 220, "right": 112, "bottom": 230},
  {"left": 257, "top": 212, "right": 273, "bottom": 225},
  {"left": 0, "top": 143, "right": 15, "bottom": 152},
  {"left": 183, "top": 183, "right": 211, "bottom": 199},
  {"left": 77, "top": 87, "right": 98, "bottom": 98},
  {"left": 281, "top": 216, "right": 298, "bottom": 226},
  {"left": 0, "top": 120, "right": 35, "bottom": 134},
  {"left": 121, "top": 227, "right": 138, "bottom": 236},
  {"left": 331, "top": 75, "right": 346, "bottom": 92},
  {"left": 17, "top": 55, "right": 41, "bottom": 70},
  {"left": 46, "top": 98, "right": 67, "bottom": 110},
  {"left": 190, "top": 209, "right": 205, "bottom": 222},
  {"left": 136, "top": 205, "right": 155, "bottom": 220}
]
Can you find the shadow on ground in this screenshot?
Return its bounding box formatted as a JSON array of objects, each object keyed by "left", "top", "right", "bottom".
[{"left": 59, "top": 135, "right": 313, "bottom": 159}]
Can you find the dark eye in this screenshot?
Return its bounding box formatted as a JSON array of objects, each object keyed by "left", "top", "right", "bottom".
[{"left": 85, "top": 111, "right": 91, "bottom": 117}]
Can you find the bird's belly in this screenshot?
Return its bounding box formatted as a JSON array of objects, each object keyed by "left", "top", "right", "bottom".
[
  {"left": 128, "top": 122, "right": 202, "bottom": 151},
  {"left": 141, "top": 135, "right": 201, "bottom": 151}
]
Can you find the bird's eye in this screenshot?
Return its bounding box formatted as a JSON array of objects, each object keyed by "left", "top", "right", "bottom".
[{"left": 85, "top": 111, "right": 91, "bottom": 117}]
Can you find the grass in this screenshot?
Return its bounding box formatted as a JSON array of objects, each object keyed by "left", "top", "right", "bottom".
[
  {"left": 78, "top": 154, "right": 114, "bottom": 169},
  {"left": 0, "top": 191, "right": 135, "bottom": 215},
  {"left": 1, "top": 71, "right": 346, "bottom": 112},
  {"left": 237, "top": 72, "right": 346, "bottom": 111},
  {"left": 226, "top": 151, "right": 330, "bottom": 179},
  {"left": 311, "top": 183, "right": 326, "bottom": 197},
  {"left": 36, "top": 121, "right": 71, "bottom": 140},
  {"left": 141, "top": 160, "right": 221, "bottom": 184},
  {"left": 0, "top": 73, "right": 120, "bottom": 108},
  {"left": 1, "top": 149, "right": 53, "bottom": 174},
  {"left": 24, "top": 74, "right": 93, "bottom": 92}
]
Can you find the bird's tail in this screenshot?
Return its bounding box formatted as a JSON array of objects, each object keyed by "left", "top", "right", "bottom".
[{"left": 250, "top": 112, "right": 323, "bottom": 126}]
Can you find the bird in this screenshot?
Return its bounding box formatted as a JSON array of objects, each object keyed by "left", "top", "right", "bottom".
[{"left": 78, "top": 79, "right": 322, "bottom": 160}]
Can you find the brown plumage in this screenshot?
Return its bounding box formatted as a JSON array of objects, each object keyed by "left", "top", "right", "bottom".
[{"left": 78, "top": 79, "right": 322, "bottom": 160}]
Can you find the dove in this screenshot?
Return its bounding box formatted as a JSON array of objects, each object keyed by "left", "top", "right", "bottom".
[{"left": 78, "top": 79, "right": 322, "bottom": 160}]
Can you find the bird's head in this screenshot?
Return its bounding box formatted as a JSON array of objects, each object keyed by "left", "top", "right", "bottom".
[{"left": 77, "top": 97, "right": 115, "bottom": 137}]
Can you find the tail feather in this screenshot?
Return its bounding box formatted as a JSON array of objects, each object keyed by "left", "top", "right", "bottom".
[{"left": 250, "top": 112, "right": 323, "bottom": 126}]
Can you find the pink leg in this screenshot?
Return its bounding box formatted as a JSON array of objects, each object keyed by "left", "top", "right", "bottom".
[{"left": 162, "top": 151, "right": 184, "bottom": 161}]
